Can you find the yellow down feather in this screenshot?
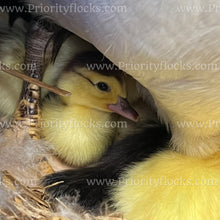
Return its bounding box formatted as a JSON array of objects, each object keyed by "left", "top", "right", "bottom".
[{"left": 113, "top": 150, "right": 220, "bottom": 220}]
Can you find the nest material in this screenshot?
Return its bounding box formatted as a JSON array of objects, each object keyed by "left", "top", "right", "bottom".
[
  {"left": 1, "top": 171, "right": 123, "bottom": 220},
  {"left": 0, "top": 124, "right": 124, "bottom": 220}
]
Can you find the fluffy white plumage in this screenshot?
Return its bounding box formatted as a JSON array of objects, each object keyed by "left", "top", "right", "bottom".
[{"left": 25, "top": 0, "right": 220, "bottom": 157}]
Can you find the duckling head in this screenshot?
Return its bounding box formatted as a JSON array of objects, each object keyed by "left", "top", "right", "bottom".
[{"left": 58, "top": 51, "right": 138, "bottom": 121}]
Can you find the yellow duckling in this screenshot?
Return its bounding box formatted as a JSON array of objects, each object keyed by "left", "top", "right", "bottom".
[{"left": 41, "top": 51, "right": 138, "bottom": 167}]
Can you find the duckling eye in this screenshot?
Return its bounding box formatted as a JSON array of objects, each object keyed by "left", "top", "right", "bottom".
[{"left": 96, "top": 82, "right": 110, "bottom": 92}]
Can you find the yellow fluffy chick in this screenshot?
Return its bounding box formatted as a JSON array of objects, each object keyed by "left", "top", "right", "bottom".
[
  {"left": 41, "top": 51, "right": 138, "bottom": 166},
  {"left": 113, "top": 150, "right": 220, "bottom": 220}
]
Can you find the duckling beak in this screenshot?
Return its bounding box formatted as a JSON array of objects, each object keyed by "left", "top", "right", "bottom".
[{"left": 107, "top": 97, "right": 139, "bottom": 122}]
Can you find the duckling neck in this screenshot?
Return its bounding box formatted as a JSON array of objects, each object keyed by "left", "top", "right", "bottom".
[{"left": 62, "top": 104, "right": 112, "bottom": 127}]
